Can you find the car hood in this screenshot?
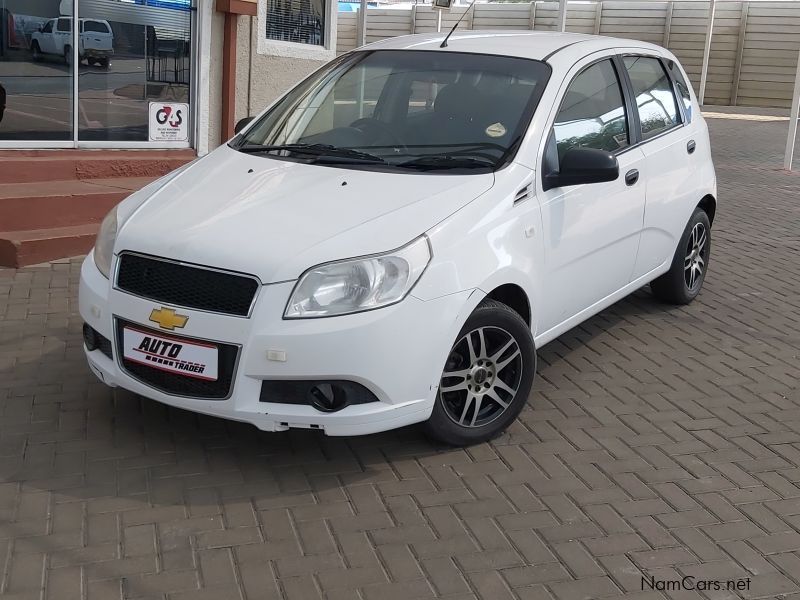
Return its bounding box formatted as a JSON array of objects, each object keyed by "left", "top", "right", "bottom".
[{"left": 115, "top": 145, "right": 494, "bottom": 283}]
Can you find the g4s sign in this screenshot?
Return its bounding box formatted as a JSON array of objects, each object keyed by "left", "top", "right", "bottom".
[
  {"left": 156, "top": 106, "right": 183, "bottom": 128},
  {"left": 149, "top": 102, "right": 189, "bottom": 142}
]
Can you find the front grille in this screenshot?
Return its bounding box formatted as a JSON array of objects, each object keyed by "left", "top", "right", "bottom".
[
  {"left": 116, "top": 320, "right": 239, "bottom": 399},
  {"left": 116, "top": 253, "right": 259, "bottom": 317}
]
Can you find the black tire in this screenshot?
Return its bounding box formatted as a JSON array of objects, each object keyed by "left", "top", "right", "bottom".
[
  {"left": 99, "top": 58, "right": 110, "bottom": 69},
  {"left": 64, "top": 46, "right": 72, "bottom": 65},
  {"left": 88, "top": 58, "right": 97, "bottom": 66},
  {"left": 651, "top": 207, "right": 711, "bottom": 304},
  {"left": 31, "top": 42, "right": 42, "bottom": 62},
  {"left": 424, "top": 299, "right": 536, "bottom": 446}
]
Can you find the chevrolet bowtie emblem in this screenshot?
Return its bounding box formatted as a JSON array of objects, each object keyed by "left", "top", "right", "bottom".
[{"left": 149, "top": 307, "right": 189, "bottom": 331}]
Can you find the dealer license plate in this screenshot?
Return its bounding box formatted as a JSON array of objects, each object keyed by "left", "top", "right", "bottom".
[{"left": 122, "top": 326, "right": 219, "bottom": 381}]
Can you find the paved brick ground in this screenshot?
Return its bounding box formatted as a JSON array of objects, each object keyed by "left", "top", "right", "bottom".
[{"left": 1, "top": 112, "right": 799, "bottom": 600}]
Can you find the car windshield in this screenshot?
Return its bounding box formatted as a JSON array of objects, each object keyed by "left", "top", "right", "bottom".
[{"left": 233, "top": 50, "right": 551, "bottom": 172}]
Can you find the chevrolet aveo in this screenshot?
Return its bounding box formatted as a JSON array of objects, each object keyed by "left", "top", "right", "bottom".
[{"left": 80, "top": 32, "right": 716, "bottom": 446}]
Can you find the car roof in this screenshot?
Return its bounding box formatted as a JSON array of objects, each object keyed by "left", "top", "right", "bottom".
[{"left": 360, "top": 31, "right": 666, "bottom": 62}]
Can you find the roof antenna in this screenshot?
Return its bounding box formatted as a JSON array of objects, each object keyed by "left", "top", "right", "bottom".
[{"left": 440, "top": 0, "right": 476, "bottom": 48}]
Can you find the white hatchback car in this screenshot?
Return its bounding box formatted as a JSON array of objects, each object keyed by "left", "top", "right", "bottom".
[{"left": 80, "top": 32, "right": 716, "bottom": 445}]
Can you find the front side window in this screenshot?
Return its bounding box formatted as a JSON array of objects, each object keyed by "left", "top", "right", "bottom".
[
  {"left": 552, "top": 59, "right": 629, "bottom": 159},
  {"left": 235, "top": 50, "right": 551, "bottom": 172},
  {"left": 623, "top": 56, "right": 680, "bottom": 139},
  {"left": 265, "top": 0, "right": 326, "bottom": 47},
  {"left": 41, "top": 21, "right": 54, "bottom": 34}
]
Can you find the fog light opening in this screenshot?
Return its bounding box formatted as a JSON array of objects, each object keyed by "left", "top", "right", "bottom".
[
  {"left": 83, "top": 323, "right": 98, "bottom": 351},
  {"left": 308, "top": 383, "right": 348, "bottom": 412}
]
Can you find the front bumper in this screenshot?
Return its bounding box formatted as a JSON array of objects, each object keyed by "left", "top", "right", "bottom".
[{"left": 79, "top": 252, "right": 472, "bottom": 436}]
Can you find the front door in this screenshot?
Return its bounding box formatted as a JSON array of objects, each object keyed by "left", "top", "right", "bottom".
[
  {"left": 536, "top": 56, "right": 647, "bottom": 334},
  {"left": 37, "top": 19, "right": 58, "bottom": 55}
]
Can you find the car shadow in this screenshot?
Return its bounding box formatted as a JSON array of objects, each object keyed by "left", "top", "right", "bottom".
[
  {"left": 2, "top": 284, "right": 673, "bottom": 499},
  {"left": 0, "top": 276, "right": 689, "bottom": 583}
]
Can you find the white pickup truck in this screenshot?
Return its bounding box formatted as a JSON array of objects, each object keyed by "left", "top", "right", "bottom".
[{"left": 31, "top": 18, "right": 114, "bottom": 68}]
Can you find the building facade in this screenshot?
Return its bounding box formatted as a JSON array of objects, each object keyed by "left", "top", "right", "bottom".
[
  {"left": 0, "top": 0, "right": 336, "bottom": 155},
  {"left": 0, "top": 0, "right": 337, "bottom": 267}
]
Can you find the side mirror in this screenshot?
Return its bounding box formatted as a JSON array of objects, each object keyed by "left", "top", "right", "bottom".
[
  {"left": 37, "top": 25, "right": 43, "bottom": 32},
  {"left": 234, "top": 116, "right": 255, "bottom": 135},
  {"left": 543, "top": 147, "right": 619, "bottom": 191}
]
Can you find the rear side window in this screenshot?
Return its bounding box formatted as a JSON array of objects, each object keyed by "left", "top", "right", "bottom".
[
  {"left": 666, "top": 60, "right": 693, "bottom": 123},
  {"left": 56, "top": 18, "right": 71, "bottom": 32},
  {"left": 623, "top": 56, "right": 679, "bottom": 139},
  {"left": 84, "top": 21, "right": 110, "bottom": 34},
  {"left": 552, "top": 59, "right": 629, "bottom": 159}
]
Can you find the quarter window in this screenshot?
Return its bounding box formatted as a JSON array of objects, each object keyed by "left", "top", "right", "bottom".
[
  {"left": 623, "top": 56, "right": 680, "bottom": 139},
  {"left": 666, "top": 60, "right": 693, "bottom": 123},
  {"left": 552, "top": 59, "right": 629, "bottom": 159}
]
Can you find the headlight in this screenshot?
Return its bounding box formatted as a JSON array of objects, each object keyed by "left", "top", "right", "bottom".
[
  {"left": 93, "top": 208, "right": 118, "bottom": 279},
  {"left": 284, "top": 236, "right": 431, "bottom": 318}
]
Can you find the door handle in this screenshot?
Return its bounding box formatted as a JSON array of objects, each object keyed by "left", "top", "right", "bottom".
[
  {"left": 624, "top": 169, "right": 639, "bottom": 186},
  {"left": 687, "top": 140, "right": 696, "bottom": 154}
]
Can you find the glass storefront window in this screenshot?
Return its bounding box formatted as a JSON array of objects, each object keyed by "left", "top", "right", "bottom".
[
  {"left": 0, "top": 0, "right": 193, "bottom": 145},
  {"left": 0, "top": 0, "right": 74, "bottom": 140},
  {"left": 78, "top": 0, "right": 192, "bottom": 142}
]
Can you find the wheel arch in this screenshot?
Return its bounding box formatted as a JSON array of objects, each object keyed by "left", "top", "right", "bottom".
[
  {"left": 698, "top": 194, "right": 716, "bottom": 225},
  {"left": 484, "top": 283, "right": 531, "bottom": 326},
  {"left": 473, "top": 267, "right": 538, "bottom": 333}
]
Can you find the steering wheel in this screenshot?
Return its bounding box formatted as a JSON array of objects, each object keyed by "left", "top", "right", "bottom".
[{"left": 349, "top": 118, "right": 408, "bottom": 154}]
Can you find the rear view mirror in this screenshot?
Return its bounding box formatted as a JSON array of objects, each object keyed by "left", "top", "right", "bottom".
[
  {"left": 543, "top": 147, "right": 619, "bottom": 191},
  {"left": 235, "top": 116, "right": 255, "bottom": 134}
]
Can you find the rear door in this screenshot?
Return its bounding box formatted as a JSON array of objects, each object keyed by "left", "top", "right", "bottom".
[
  {"left": 54, "top": 18, "right": 72, "bottom": 56},
  {"left": 617, "top": 52, "right": 699, "bottom": 279}
]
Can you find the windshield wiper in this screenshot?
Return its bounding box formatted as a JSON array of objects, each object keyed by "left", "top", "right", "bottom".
[
  {"left": 236, "top": 143, "right": 385, "bottom": 163},
  {"left": 397, "top": 155, "right": 496, "bottom": 171},
  {"left": 367, "top": 142, "right": 507, "bottom": 155}
]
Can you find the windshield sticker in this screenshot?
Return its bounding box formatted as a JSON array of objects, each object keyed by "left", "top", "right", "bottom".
[{"left": 485, "top": 122, "right": 506, "bottom": 138}]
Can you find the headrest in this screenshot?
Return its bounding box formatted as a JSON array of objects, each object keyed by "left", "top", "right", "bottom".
[{"left": 434, "top": 83, "right": 479, "bottom": 116}]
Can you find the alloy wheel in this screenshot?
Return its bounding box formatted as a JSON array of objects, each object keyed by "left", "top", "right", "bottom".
[
  {"left": 439, "top": 326, "right": 523, "bottom": 428},
  {"left": 684, "top": 222, "right": 707, "bottom": 291},
  {"left": 683, "top": 223, "right": 708, "bottom": 291}
]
